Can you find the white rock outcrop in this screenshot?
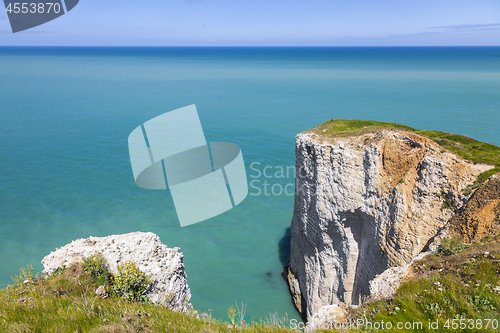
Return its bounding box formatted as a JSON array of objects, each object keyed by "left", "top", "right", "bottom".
[
  {"left": 288, "top": 128, "right": 493, "bottom": 320},
  {"left": 369, "top": 250, "right": 431, "bottom": 300},
  {"left": 304, "top": 304, "right": 347, "bottom": 332},
  {"left": 42, "top": 231, "right": 192, "bottom": 313},
  {"left": 368, "top": 264, "right": 411, "bottom": 300}
]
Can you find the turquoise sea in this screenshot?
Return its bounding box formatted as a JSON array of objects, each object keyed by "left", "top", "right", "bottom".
[{"left": 0, "top": 47, "right": 499, "bottom": 321}]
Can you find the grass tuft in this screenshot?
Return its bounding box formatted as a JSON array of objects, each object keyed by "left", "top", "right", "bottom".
[{"left": 10, "top": 264, "right": 35, "bottom": 284}]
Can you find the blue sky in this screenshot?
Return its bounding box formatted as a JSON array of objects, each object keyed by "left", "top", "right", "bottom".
[{"left": 1, "top": 0, "right": 499, "bottom": 46}]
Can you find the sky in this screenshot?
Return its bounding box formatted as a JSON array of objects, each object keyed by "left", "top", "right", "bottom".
[{"left": 0, "top": 0, "right": 499, "bottom": 46}]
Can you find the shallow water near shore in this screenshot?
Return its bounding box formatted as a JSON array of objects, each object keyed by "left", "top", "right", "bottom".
[{"left": 0, "top": 47, "right": 499, "bottom": 321}]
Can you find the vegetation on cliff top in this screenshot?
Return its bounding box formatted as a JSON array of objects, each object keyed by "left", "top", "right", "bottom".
[
  {"left": 311, "top": 119, "right": 500, "bottom": 168},
  {"left": 340, "top": 234, "right": 500, "bottom": 333},
  {"left": 3, "top": 240, "right": 499, "bottom": 333},
  {"left": 0, "top": 261, "right": 290, "bottom": 332}
]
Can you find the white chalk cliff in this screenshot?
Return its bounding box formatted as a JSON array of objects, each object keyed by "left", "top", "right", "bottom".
[
  {"left": 42, "top": 231, "right": 192, "bottom": 313},
  {"left": 287, "top": 128, "right": 493, "bottom": 320}
]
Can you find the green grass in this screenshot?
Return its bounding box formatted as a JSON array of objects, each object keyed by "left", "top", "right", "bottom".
[
  {"left": 311, "top": 119, "right": 500, "bottom": 167},
  {"left": 312, "top": 119, "right": 415, "bottom": 134},
  {"left": 4, "top": 237, "right": 498, "bottom": 332},
  {"left": 0, "top": 266, "right": 291, "bottom": 333},
  {"left": 338, "top": 234, "right": 500, "bottom": 333},
  {"left": 417, "top": 131, "right": 500, "bottom": 167}
]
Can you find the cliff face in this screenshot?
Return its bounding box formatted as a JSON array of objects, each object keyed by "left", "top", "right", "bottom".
[
  {"left": 288, "top": 129, "right": 493, "bottom": 320},
  {"left": 42, "top": 232, "right": 192, "bottom": 313}
]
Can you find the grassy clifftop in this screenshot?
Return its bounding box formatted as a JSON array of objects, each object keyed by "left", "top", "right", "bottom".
[
  {"left": 2, "top": 236, "right": 499, "bottom": 332},
  {"left": 310, "top": 119, "right": 500, "bottom": 168},
  {"left": 0, "top": 265, "right": 290, "bottom": 332}
]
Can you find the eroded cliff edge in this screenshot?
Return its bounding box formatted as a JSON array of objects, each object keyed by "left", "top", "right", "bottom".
[{"left": 287, "top": 125, "right": 495, "bottom": 321}]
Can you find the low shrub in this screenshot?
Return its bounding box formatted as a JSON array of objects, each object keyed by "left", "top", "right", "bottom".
[
  {"left": 82, "top": 254, "right": 111, "bottom": 286},
  {"left": 438, "top": 236, "right": 464, "bottom": 255},
  {"left": 112, "top": 262, "right": 152, "bottom": 301}
]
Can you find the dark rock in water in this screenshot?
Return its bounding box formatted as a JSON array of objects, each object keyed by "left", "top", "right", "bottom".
[
  {"left": 278, "top": 227, "right": 291, "bottom": 267},
  {"left": 266, "top": 271, "right": 272, "bottom": 277}
]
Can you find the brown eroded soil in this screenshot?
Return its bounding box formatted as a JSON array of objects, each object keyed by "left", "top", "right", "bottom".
[
  {"left": 449, "top": 173, "right": 500, "bottom": 243},
  {"left": 381, "top": 133, "right": 427, "bottom": 188}
]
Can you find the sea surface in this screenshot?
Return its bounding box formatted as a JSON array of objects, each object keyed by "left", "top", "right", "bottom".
[{"left": 0, "top": 47, "right": 499, "bottom": 321}]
